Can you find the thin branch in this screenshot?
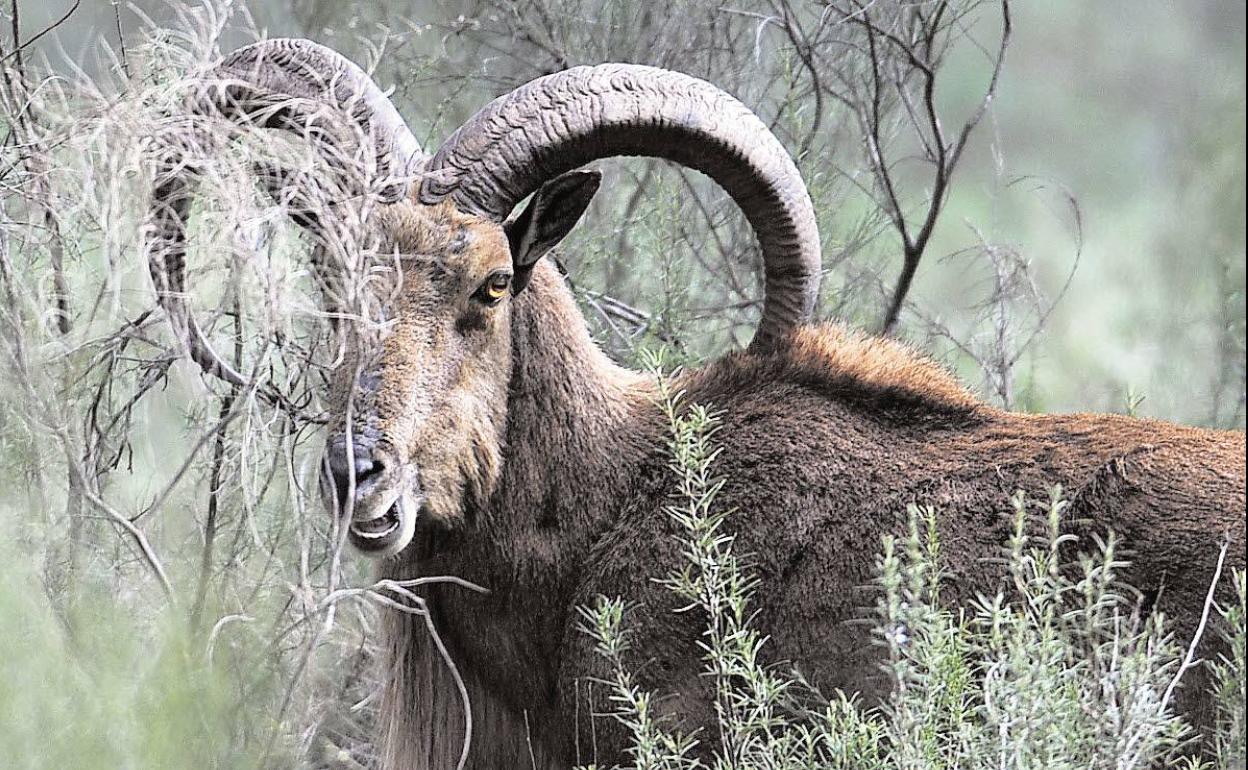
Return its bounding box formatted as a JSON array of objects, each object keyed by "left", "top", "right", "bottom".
[
  {"left": 2, "top": 0, "right": 72, "bottom": 335},
  {"left": 878, "top": 0, "right": 1012, "bottom": 334},
  {"left": 111, "top": 0, "right": 130, "bottom": 78},
  {"left": 191, "top": 291, "right": 243, "bottom": 632},
  {"left": 1161, "top": 538, "right": 1230, "bottom": 714},
  {"left": 0, "top": 0, "right": 82, "bottom": 66},
  {"left": 79, "top": 485, "right": 174, "bottom": 601}
]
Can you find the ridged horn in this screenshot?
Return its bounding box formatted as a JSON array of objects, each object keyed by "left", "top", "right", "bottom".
[
  {"left": 145, "top": 38, "right": 423, "bottom": 385},
  {"left": 420, "top": 64, "right": 821, "bottom": 349}
]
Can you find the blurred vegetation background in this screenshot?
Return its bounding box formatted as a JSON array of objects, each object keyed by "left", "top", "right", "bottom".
[
  {"left": 19, "top": 0, "right": 1243, "bottom": 424},
  {"left": 0, "top": 1, "right": 1242, "bottom": 767}
]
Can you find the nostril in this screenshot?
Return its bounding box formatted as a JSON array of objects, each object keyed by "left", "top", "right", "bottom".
[
  {"left": 350, "top": 454, "right": 382, "bottom": 482},
  {"left": 326, "top": 436, "right": 383, "bottom": 502},
  {"left": 351, "top": 454, "right": 374, "bottom": 476}
]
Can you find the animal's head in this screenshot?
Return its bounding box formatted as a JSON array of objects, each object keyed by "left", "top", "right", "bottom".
[
  {"left": 311, "top": 175, "right": 600, "bottom": 554},
  {"left": 146, "top": 39, "right": 822, "bottom": 558}
]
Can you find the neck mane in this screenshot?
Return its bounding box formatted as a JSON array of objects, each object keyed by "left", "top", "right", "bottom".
[
  {"left": 376, "top": 261, "right": 656, "bottom": 770},
  {"left": 490, "top": 260, "right": 655, "bottom": 567}
]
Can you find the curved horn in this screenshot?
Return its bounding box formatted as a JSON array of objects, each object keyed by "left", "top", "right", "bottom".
[
  {"left": 420, "top": 64, "right": 821, "bottom": 349},
  {"left": 145, "top": 38, "right": 423, "bottom": 385}
]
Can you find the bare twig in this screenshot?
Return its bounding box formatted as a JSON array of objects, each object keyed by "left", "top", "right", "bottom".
[
  {"left": 0, "top": 0, "right": 82, "bottom": 66},
  {"left": 831, "top": 0, "right": 1014, "bottom": 334},
  {"left": 2, "top": 0, "right": 72, "bottom": 336},
  {"left": 192, "top": 291, "right": 243, "bottom": 632},
  {"left": 111, "top": 0, "right": 130, "bottom": 78},
  {"left": 79, "top": 484, "right": 174, "bottom": 601},
  {"left": 1161, "top": 538, "right": 1230, "bottom": 714}
]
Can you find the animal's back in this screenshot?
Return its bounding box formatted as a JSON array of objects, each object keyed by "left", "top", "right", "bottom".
[{"left": 564, "top": 323, "right": 1245, "bottom": 763}]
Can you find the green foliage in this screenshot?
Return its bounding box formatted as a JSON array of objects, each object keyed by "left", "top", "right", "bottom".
[
  {"left": 0, "top": 3, "right": 1241, "bottom": 768},
  {"left": 580, "top": 381, "right": 1244, "bottom": 769},
  {"left": 0, "top": 540, "right": 258, "bottom": 769},
  {"left": 0, "top": 12, "right": 385, "bottom": 767},
  {"left": 1209, "top": 569, "right": 1247, "bottom": 767}
]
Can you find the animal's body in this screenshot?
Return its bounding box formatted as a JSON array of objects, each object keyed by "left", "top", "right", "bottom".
[
  {"left": 380, "top": 261, "right": 1245, "bottom": 769},
  {"left": 144, "top": 39, "right": 1246, "bottom": 770}
]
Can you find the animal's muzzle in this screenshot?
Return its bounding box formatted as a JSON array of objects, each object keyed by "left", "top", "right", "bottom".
[
  {"left": 326, "top": 434, "right": 384, "bottom": 508},
  {"left": 323, "top": 434, "right": 421, "bottom": 558}
]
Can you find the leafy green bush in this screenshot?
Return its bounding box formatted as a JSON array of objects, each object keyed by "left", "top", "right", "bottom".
[
  {"left": 1209, "top": 568, "right": 1246, "bottom": 768},
  {"left": 578, "top": 379, "right": 1246, "bottom": 770},
  {"left": 0, "top": 540, "right": 251, "bottom": 770}
]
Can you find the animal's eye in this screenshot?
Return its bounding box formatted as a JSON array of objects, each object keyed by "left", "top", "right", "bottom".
[{"left": 475, "top": 271, "right": 512, "bottom": 305}]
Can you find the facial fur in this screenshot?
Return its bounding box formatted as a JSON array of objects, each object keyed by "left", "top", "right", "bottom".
[
  {"left": 317, "top": 170, "right": 600, "bottom": 557},
  {"left": 325, "top": 199, "right": 514, "bottom": 548}
]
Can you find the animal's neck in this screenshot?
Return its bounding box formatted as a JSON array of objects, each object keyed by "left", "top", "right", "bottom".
[
  {"left": 374, "top": 264, "right": 654, "bottom": 770},
  {"left": 492, "top": 261, "right": 655, "bottom": 564}
]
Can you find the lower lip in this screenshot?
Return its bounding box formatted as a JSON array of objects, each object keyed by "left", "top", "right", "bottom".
[
  {"left": 345, "top": 495, "right": 421, "bottom": 557},
  {"left": 349, "top": 505, "right": 402, "bottom": 542}
]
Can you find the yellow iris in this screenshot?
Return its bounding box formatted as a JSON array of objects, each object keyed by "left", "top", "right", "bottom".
[{"left": 480, "top": 272, "right": 511, "bottom": 303}]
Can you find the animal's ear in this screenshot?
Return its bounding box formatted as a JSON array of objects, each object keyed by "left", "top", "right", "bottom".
[
  {"left": 253, "top": 162, "right": 326, "bottom": 234},
  {"left": 505, "top": 169, "right": 601, "bottom": 292}
]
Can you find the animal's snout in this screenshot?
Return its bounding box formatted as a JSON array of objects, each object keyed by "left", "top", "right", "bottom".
[
  {"left": 326, "top": 434, "right": 384, "bottom": 509},
  {"left": 322, "top": 433, "right": 420, "bottom": 558}
]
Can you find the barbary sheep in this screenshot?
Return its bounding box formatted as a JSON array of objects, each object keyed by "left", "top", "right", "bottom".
[{"left": 145, "top": 39, "right": 1245, "bottom": 770}]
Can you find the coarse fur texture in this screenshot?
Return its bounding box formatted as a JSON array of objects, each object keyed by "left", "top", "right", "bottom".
[
  {"left": 144, "top": 43, "right": 1246, "bottom": 769},
  {"left": 145, "top": 50, "right": 827, "bottom": 557},
  {"left": 377, "top": 257, "right": 1245, "bottom": 769}
]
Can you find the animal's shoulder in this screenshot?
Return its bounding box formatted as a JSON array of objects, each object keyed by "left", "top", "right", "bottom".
[{"left": 685, "top": 323, "right": 984, "bottom": 422}]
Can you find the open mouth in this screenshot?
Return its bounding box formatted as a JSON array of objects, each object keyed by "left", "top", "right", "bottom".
[
  {"left": 321, "top": 441, "right": 422, "bottom": 558},
  {"left": 349, "top": 505, "right": 403, "bottom": 542},
  {"left": 335, "top": 475, "right": 422, "bottom": 558}
]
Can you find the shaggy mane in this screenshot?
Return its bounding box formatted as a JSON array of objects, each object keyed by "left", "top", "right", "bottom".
[{"left": 690, "top": 322, "right": 983, "bottom": 418}]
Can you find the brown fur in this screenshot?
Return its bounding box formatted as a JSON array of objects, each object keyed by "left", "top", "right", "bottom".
[
  {"left": 326, "top": 201, "right": 516, "bottom": 532},
  {"left": 370, "top": 249, "right": 1245, "bottom": 769}
]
